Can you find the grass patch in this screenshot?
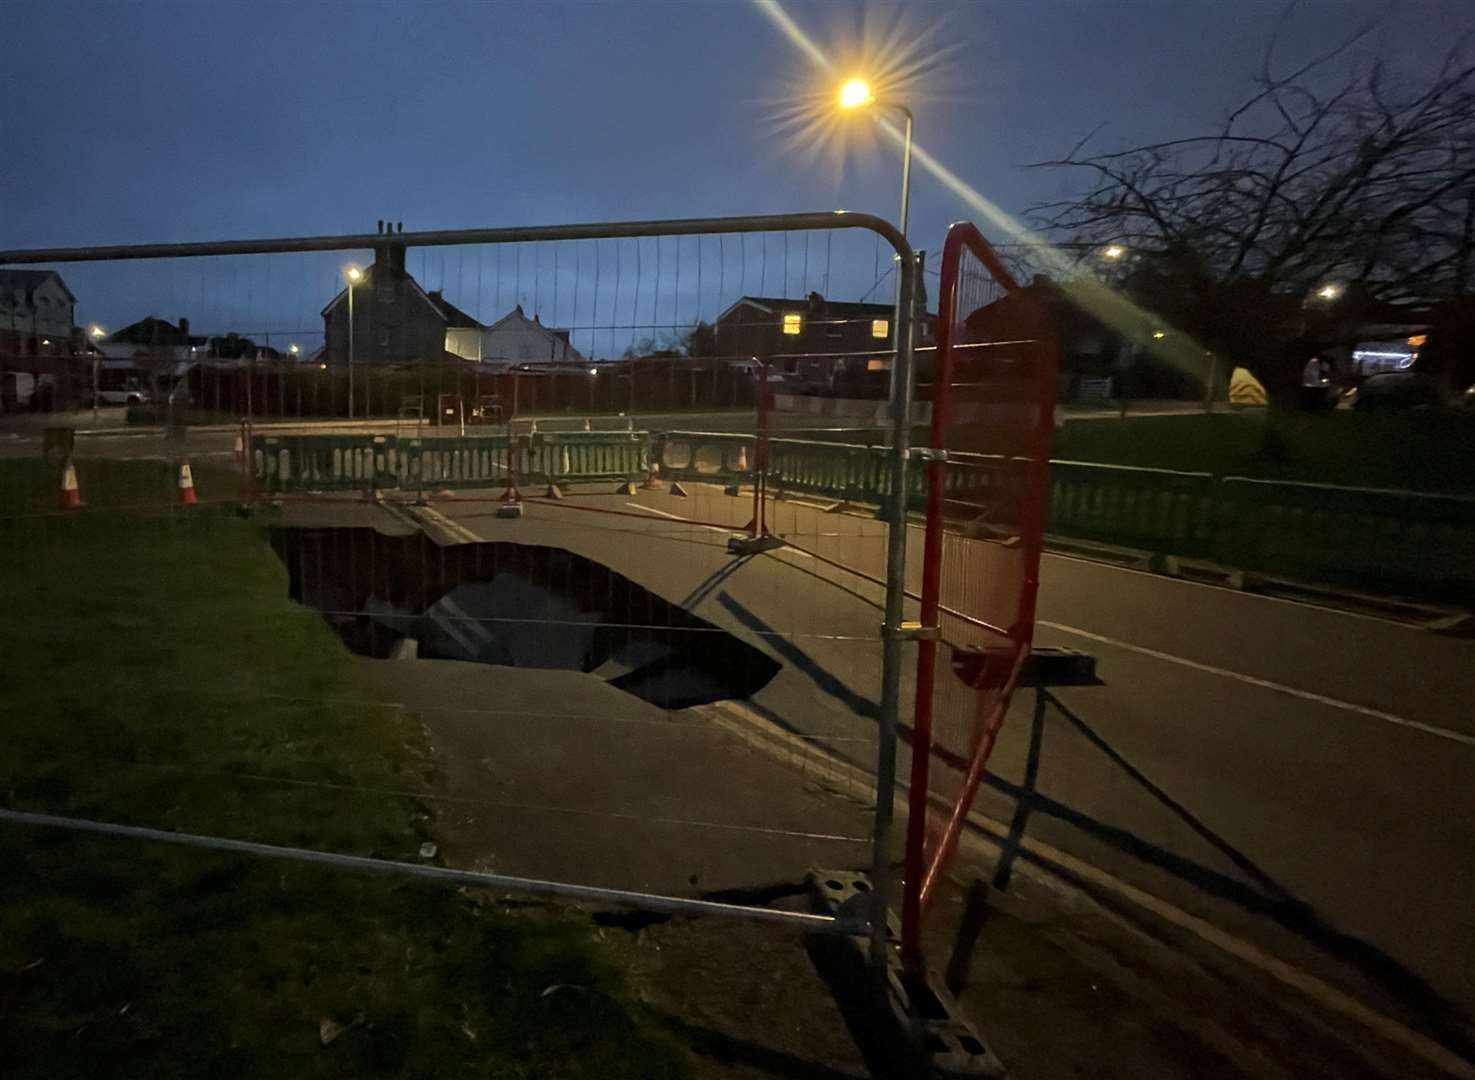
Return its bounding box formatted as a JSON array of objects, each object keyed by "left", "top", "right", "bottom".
[
  {"left": 0, "top": 462, "right": 690, "bottom": 1079},
  {"left": 1051, "top": 410, "right": 1475, "bottom": 493}
]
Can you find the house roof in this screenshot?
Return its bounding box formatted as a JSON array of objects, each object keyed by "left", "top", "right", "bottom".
[
  {"left": 109, "top": 316, "right": 207, "bottom": 346},
  {"left": 319, "top": 263, "right": 491, "bottom": 331},
  {"left": 0, "top": 269, "right": 76, "bottom": 305},
  {"left": 482, "top": 305, "right": 584, "bottom": 359},
  {"left": 426, "top": 290, "right": 484, "bottom": 329}
]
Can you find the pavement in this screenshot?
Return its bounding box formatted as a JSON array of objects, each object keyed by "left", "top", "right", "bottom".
[{"left": 270, "top": 478, "right": 1475, "bottom": 1073}]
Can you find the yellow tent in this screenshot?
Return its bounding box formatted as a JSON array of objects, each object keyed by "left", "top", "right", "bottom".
[{"left": 1228, "top": 366, "right": 1268, "bottom": 407}]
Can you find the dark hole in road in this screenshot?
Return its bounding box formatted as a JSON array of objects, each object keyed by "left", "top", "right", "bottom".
[{"left": 270, "top": 527, "right": 780, "bottom": 709}]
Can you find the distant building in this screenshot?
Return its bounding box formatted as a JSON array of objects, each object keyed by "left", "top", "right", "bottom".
[
  {"left": 479, "top": 304, "right": 583, "bottom": 364},
  {"left": 714, "top": 291, "right": 934, "bottom": 394},
  {"left": 714, "top": 292, "right": 933, "bottom": 366},
  {"left": 322, "top": 228, "right": 488, "bottom": 366},
  {"left": 0, "top": 269, "right": 77, "bottom": 357}
]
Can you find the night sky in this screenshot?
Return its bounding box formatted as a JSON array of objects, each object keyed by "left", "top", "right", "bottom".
[{"left": 4, "top": 0, "right": 1467, "bottom": 354}]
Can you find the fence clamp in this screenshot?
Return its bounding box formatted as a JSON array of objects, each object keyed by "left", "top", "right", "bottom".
[
  {"left": 884, "top": 621, "right": 941, "bottom": 642},
  {"left": 906, "top": 446, "right": 949, "bottom": 463}
]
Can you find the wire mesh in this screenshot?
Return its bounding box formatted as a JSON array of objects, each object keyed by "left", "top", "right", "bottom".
[
  {"left": 902, "top": 223, "right": 1058, "bottom": 959},
  {"left": 0, "top": 218, "right": 920, "bottom": 915}
]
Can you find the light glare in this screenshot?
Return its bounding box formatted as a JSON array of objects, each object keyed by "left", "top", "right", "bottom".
[{"left": 839, "top": 78, "right": 873, "bottom": 109}]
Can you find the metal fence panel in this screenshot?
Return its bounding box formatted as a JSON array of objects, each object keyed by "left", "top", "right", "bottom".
[
  {"left": 1, "top": 213, "right": 919, "bottom": 954},
  {"left": 901, "top": 222, "right": 1059, "bottom": 968}
]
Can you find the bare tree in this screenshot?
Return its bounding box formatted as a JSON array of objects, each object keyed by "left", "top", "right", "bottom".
[{"left": 1030, "top": 27, "right": 1475, "bottom": 392}]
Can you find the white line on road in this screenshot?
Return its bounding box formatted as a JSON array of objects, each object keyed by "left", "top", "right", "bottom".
[
  {"left": 1038, "top": 619, "right": 1475, "bottom": 748},
  {"left": 410, "top": 503, "right": 482, "bottom": 545},
  {"left": 623, "top": 501, "right": 733, "bottom": 534}
]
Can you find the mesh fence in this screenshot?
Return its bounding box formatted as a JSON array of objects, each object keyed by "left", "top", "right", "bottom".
[{"left": 0, "top": 217, "right": 932, "bottom": 931}]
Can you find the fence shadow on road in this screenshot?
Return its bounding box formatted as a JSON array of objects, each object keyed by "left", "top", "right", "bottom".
[
  {"left": 982, "top": 689, "right": 1473, "bottom": 1057},
  {"left": 714, "top": 593, "right": 1472, "bottom": 1055}
]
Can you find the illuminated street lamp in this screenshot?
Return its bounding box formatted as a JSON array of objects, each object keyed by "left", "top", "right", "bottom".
[
  {"left": 1151, "top": 329, "right": 1167, "bottom": 340},
  {"left": 1103, "top": 244, "right": 1126, "bottom": 261},
  {"left": 837, "top": 77, "right": 912, "bottom": 241},
  {"left": 88, "top": 326, "right": 105, "bottom": 418},
  {"left": 344, "top": 266, "right": 362, "bottom": 419},
  {"left": 838, "top": 76, "right": 914, "bottom": 362},
  {"left": 1315, "top": 282, "right": 1343, "bottom": 302},
  {"left": 288, "top": 344, "right": 300, "bottom": 357}
]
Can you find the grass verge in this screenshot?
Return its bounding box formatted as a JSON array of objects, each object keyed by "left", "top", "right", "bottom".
[
  {"left": 1050, "top": 410, "right": 1475, "bottom": 493},
  {"left": 0, "top": 460, "right": 690, "bottom": 1079}
]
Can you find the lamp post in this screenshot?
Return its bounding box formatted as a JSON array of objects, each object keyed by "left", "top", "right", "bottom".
[
  {"left": 89, "top": 325, "right": 104, "bottom": 420},
  {"left": 837, "top": 78, "right": 912, "bottom": 240},
  {"left": 837, "top": 77, "right": 914, "bottom": 372},
  {"left": 345, "top": 266, "right": 362, "bottom": 420}
]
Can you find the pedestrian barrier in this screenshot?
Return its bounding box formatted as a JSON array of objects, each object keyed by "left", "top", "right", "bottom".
[
  {"left": 254, "top": 434, "right": 401, "bottom": 494},
  {"left": 1214, "top": 476, "right": 1475, "bottom": 598},
  {"left": 1045, "top": 460, "right": 1218, "bottom": 557},
  {"left": 253, "top": 429, "right": 1475, "bottom": 599},
  {"left": 254, "top": 430, "right": 650, "bottom": 495}
]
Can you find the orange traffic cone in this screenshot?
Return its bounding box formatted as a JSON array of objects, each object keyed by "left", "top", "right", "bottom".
[
  {"left": 59, "top": 460, "right": 83, "bottom": 509},
  {"left": 177, "top": 461, "right": 198, "bottom": 505}
]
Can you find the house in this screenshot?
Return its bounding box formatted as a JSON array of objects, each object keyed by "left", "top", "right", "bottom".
[
  {"left": 322, "top": 226, "right": 490, "bottom": 366},
  {"left": 0, "top": 269, "right": 77, "bottom": 357},
  {"left": 714, "top": 291, "right": 934, "bottom": 369},
  {"left": 479, "top": 304, "right": 583, "bottom": 364}
]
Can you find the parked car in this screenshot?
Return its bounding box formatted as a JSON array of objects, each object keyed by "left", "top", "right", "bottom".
[{"left": 1351, "top": 372, "right": 1446, "bottom": 411}]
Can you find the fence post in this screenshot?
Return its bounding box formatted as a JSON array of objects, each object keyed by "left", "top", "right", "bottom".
[{"left": 869, "top": 246, "right": 919, "bottom": 972}]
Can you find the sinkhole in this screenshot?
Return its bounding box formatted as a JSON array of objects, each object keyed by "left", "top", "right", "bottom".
[{"left": 270, "top": 527, "right": 780, "bottom": 709}]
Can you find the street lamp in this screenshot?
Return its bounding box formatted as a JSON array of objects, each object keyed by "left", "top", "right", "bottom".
[
  {"left": 88, "top": 326, "right": 105, "bottom": 419},
  {"left": 838, "top": 76, "right": 914, "bottom": 366},
  {"left": 1103, "top": 244, "right": 1127, "bottom": 261},
  {"left": 1315, "top": 282, "right": 1343, "bottom": 302},
  {"left": 344, "top": 266, "right": 362, "bottom": 419},
  {"left": 836, "top": 77, "right": 912, "bottom": 241},
  {"left": 289, "top": 344, "right": 300, "bottom": 357}
]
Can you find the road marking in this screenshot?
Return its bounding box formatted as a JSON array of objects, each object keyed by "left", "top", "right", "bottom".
[
  {"left": 410, "top": 503, "right": 483, "bottom": 545},
  {"left": 623, "top": 501, "right": 733, "bottom": 534},
  {"left": 1038, "top": 619, "right": 1475, "bottom": 748}
]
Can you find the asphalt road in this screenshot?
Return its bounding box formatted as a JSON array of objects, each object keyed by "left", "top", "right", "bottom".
[{"left": 300, "top": 482, "right": 1475, "bottom": 1062}]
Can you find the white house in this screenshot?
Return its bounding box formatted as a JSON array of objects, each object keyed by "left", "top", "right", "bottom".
[{"left": 478, "top": 305, "right": 583, "bottom": 364}]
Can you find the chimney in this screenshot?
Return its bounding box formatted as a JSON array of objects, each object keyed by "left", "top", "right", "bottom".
[
  {"left": 376, "top": 220, "right": 383, "bottom": 234},
  {"left": 178, "top": 317, "right": 190, "bottom": 336},
  {"left": 396, "top": 222, "right": 403, "bottom": 233}
]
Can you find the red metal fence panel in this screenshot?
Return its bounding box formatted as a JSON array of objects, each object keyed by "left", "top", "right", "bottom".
[{"left": 901, "top": 222, "right": 1059, "bottom": 967}]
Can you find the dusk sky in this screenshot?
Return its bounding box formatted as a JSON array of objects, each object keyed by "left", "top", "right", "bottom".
[{"left": 5, "top": 0, "right": 1469, "bottom": 353}]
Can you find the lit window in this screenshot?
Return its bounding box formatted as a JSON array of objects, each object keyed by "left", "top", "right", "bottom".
[
  {"left": 1408, "top": 334, "right": 1427, "bottom": 347},
  {"left": 872, "top": 318, "right": 889, "bottom": 338},
  {"left": 782, "top": 313, "right": 802, "bottom": 335}
]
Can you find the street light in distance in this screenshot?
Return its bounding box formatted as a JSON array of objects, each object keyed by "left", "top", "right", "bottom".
[
  {"left": 1315, "top": 282, "right": 1343, "bottom": 301},
  {"left": 344, "top": 265, "right": 362, "bottom": 419},
  {"left": 1103, "top": 244, "right": 1127, "bottom": 261}
]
